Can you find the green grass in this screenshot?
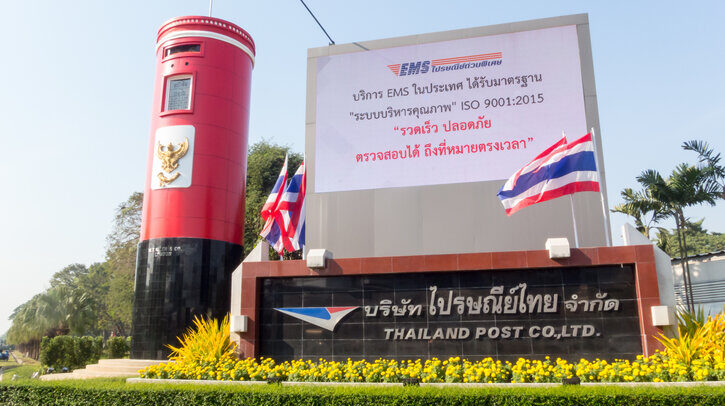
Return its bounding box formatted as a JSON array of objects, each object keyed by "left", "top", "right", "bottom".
[
  {"left": 0, "top": 360, "right": 17, "bottom": 368},
  {"left": 2, "top": 352, "right": 39, "bottom": 366},
  {"left": 1, "top": 365, "right": 44, "bottom": 382},
  {"left": 0, "top": 351, "right": 42, "bottom": 382}
]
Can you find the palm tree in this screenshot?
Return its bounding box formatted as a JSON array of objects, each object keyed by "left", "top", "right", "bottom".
[
  {"left": 62, "top": 288, "right": 96, "bottom": 336},
  {"left": 7, "top": 295, "right": 46, "bottom": 358},
  {"left": 637, "top": 163, "right": 720, "bottom": 312},
  {"left": 682, "top": 140, "right": 725, "bottom": 200},
  {"left": 6, "top": 287, "right": 96, "bottom": 359},
  {"left": 655, "top": 229, "right": 673, "bottom": 254},
  {"left": 611, "top": 187, "right": 667, "bottom": 239}
]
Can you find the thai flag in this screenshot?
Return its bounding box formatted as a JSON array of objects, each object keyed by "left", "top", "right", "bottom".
[
  {"left": 260, "top": 154, "right": 289, "bottom": 253},
  {"left": 278, "top": 161, "right": 306, "bottom": 252},
  {"left": 262, "top": 210, "right": 287, "bottom": 254},
  {"left": 497, "top": 133, "right": 600, "bottom": 216}
]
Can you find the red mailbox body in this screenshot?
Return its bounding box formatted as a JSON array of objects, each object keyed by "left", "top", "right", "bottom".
[{"left": 132, "top": 16, "right": 255, "bottom": 359}]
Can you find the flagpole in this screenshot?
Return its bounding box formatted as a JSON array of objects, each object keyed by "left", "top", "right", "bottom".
[
  {"left": 301, "top": 152, "right": 306, "bottom": 261},
  {"left": 562, "top": 131, "right": 580, "bottom": 248},
  {"left": 569, "top": 195, "right": 580, "bottom": 248},
  {"left": 590, "top": 127, "right": 612, "bottom": 247},
  {"left": 280, "top": 177, "right": 288, "bottom": 261}
]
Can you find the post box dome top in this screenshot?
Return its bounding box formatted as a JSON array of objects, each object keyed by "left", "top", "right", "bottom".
[{"left": 157, "top": 16, "right": 256, "bottom": 59}]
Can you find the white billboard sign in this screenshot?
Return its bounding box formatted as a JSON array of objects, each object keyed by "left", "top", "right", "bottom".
[{"left": 315, "top": 25, "right": 587, "bottom": 193}]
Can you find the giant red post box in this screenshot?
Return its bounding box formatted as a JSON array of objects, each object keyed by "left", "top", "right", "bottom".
[{"left": 131, "top": 16, "right": 255, "bottom": 359}]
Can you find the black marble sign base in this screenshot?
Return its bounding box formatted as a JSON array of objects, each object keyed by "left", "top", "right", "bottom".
[
  {"left": 259, "top": 265, "right": 641, "bottom": 362},
  {"left": 131, "top": 237, "right": 242, "bottom": 359}
]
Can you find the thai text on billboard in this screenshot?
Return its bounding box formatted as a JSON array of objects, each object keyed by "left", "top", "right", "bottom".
[{"left": 314, "top": 25, "right": 588, "bottom": 193}]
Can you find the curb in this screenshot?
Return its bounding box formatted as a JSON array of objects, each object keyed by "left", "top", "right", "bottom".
[
  {"left": 127, "top": 378, "right": 267, "bottom": 386},
  {"left": 127, "top": 378, "right": 725, "bottom": 387},
  {"left": 127, "top": 378, "right": 400, "bottom": 386}
]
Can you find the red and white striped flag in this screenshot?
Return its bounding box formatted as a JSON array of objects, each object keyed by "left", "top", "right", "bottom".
[
  {"left": 260, "top": 154, "right": 291, "bottom": 253},
  {"left": 278, "top": 161, "right": 306, "bottom": 252},
  {"left": 497, "top": 134, "right": 600, "bottom": 215}
]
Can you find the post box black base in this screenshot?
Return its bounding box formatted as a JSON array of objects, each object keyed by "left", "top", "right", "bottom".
[{"left": 130, "top": 237, "right": 242, "bottom": 359}]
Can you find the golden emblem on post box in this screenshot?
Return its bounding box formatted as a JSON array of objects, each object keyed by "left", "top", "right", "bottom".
[{"left": 156, "top": 138, "right": 189, "bottom": 186}]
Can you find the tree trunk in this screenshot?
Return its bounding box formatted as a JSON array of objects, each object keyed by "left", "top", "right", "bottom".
[
  {"left": 673, "top": 215, "right": 693, "bottom": 312},
  {"left": 114, "top": 321, "right": 127, "bottom": 337},
  {"left": 33, "top": 339, "right": 40, "bottom": 360},
  {"left": 679, "top": 210, "right": 696, "bottom": 313}
]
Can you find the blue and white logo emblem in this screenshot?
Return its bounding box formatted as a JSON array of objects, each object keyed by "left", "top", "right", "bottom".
[{"left": 274, "top": 307, "right": 359, "bottom": 331}]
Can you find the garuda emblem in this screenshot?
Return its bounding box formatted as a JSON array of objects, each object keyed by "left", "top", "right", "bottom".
[{"left": 156, "top": 138, "right": 189, "bottom": 186}]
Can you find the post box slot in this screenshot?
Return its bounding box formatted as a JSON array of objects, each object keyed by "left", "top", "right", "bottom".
[{"left": 165, "top": 43, "right": 201, "bottom": 56}]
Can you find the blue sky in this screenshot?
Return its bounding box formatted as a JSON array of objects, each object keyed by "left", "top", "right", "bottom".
[{"left": 1, "top": 1, "right": 723, "bottom": 336}]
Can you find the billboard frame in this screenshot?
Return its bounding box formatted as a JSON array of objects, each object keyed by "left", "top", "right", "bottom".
[{"left": 305, "top": 13, "right": 609, "bottom": 258}]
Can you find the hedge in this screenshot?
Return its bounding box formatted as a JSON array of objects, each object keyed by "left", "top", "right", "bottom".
[
  {"left": 2, "top": 379, "right": 725, "bottom": 406},
  {"left": 39, "top": 336, "right": 103, "bottom": 371},
  {"left": 39, "top": 335, "right": 131, "bottom": 371},
  {"left": 104, "top": 337, "right": 131, "bottom": 359}
]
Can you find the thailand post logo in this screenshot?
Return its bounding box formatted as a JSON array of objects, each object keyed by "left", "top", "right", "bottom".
[
  {"left": 274, "top": 307, "right": 359, "bottom": 331},
  {"left": 387, "top": 52, "right": 502, "bottom": 76}
]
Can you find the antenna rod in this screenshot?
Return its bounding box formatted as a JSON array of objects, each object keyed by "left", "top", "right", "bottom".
[
  {"left": 208, "top": 0, "right": 213, "bottom": 17},
  {"left": 299, "top": 0, "right": 335, "bottom": 45}
]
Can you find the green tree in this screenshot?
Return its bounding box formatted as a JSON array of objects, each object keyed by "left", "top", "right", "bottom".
[
  {"left": 103, "top": 269, "right": 133, "bottom": 336},
  {"left": 611, "top": 188, "right": 667, "bottom": 239},
  {"left": 46, "top": 286, "right": 96, "bottom": 336},
  {"left": 656, "top": 219, "right": 725, "bottom": 257},
  {"left": 7, "top": 145, "right": 309, "bottom": 354},
  {"left": 6, "top": 295, "right": 45, "bottom": 357},
  {"left": 49, "top": 263, "right": 89, "bottom": 290},
  {"left": 6, "top": 285, "right": 96, "bottom": 358},
  {"left": 7, "top": 192, "right": 142, "bottom": 355},
  {"left": 105, "top": 192, "right": 143, "bottom": 274},
  {"left": 682, "top": 140, "right": 725, "bottom": 199},
  {"left": 638, "top": 163, "right": 720, "bottom": 311},
  {"left": 76, "top": 262, "right": 110, "bottom": 333},
  {"left": 100, "top": 192, "right": 143, "bottom": 336},
  {"left": 244, "top": 141, "right": 304, "bottom": 258}
]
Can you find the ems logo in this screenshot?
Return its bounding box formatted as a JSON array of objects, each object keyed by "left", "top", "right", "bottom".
[
  {"left": 387, "top": 51, "right": 502, "bottom": 76},
  {"left": 274, "top": 307, "right": 359, "bottom": 331}
]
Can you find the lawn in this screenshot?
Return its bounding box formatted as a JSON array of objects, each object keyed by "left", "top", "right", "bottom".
[
  {"left": 0, "top": 352, "right": 43, "bottom": 382},
  {"left": 0, "top": 360, "right": 16, "bottom": 368}
]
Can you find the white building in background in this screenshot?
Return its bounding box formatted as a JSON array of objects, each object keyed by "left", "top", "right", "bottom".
[{"left": 672, "top": 251, "right": 725, "bottom": 315}]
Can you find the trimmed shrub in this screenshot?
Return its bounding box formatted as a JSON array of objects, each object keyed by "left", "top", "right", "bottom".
[
  {"left": 40, "top": 335, "right": 77, "bottom": 370},
  {"left": 76, "top": 337, "right": 101, "bottom": 367},
  {"left": 105, "top": 337, "right": 130, "bottom": 359},
  {"left": 2, "top": 380, "right": 725, "bottom": 406},
  {"left": 39, "top": 336, "right": 105, "bottom": 371}
]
